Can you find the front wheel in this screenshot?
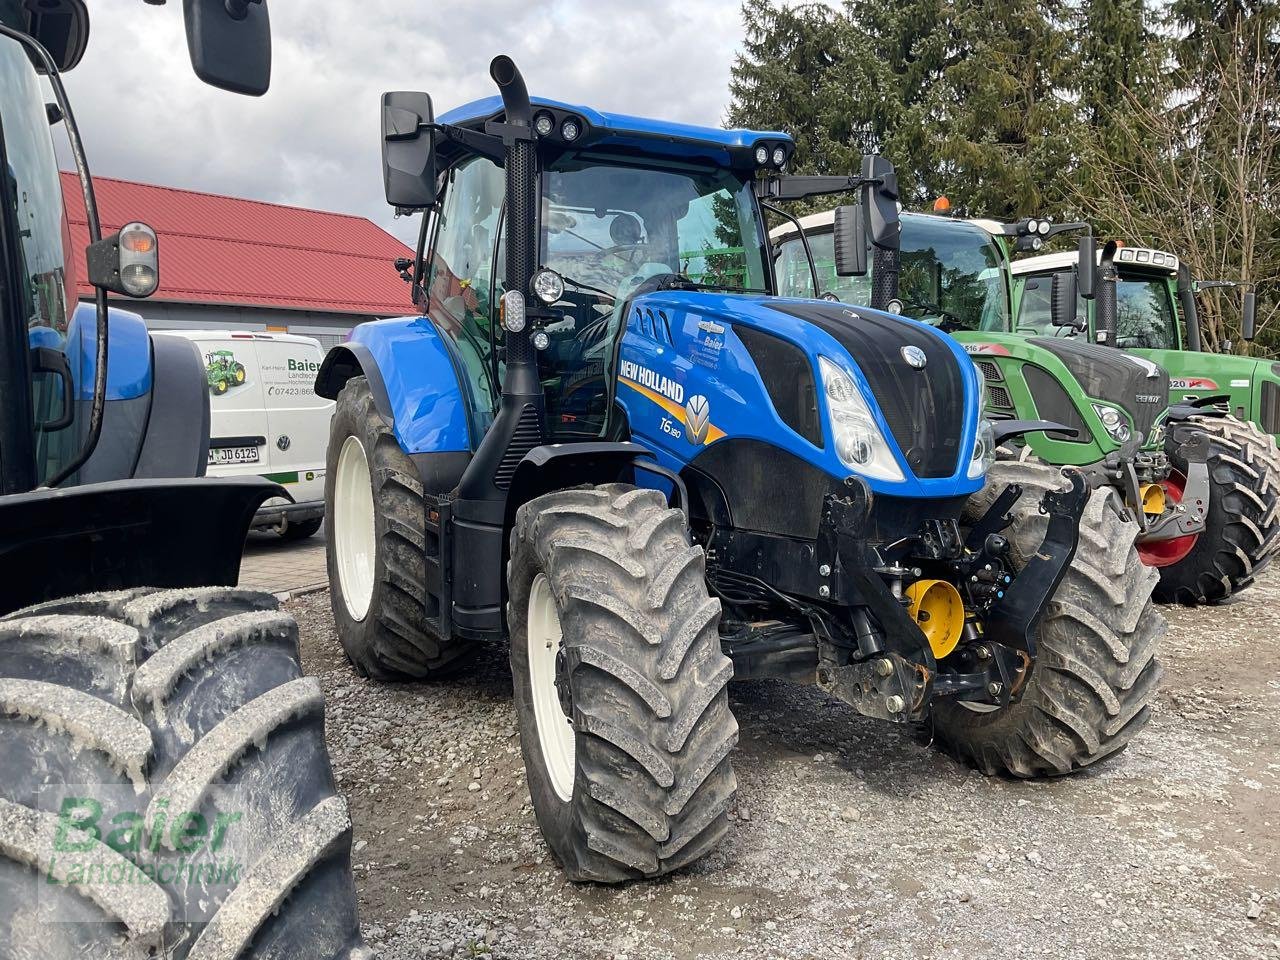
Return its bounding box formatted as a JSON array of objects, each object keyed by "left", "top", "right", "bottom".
[
  {"left": 508, "top": 484, "right": 738, "bottom": 883},
  {"left": 933, "top": 460, "right": 1165, "bottom": 776},
  {"left": 324, "top": 376, "right": 473, "bottom": 680},
  {"left": 1147, "top": 416, "right": 1280, "bottom": 604}
]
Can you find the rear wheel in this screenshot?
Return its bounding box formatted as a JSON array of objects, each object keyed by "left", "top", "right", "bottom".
[
  {"left": 0, "top": 588, "right": 367, "bottom": 959},
  {"left": 325, "top": 376, "right": 473, "bottom": 679},
  {"left": 932, "top": 460, "right": 1165, "bottom": 776},
  {"left": 508, "top": 485, "right": 738, "bottom": 882},
  {"left": 1150, "top": 416, "right": 1280, "bottom": 605}
]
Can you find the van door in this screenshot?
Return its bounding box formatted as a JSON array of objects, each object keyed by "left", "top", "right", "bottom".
[
  {"left": 201, "top": 334, "right": 268, "bottom": 478},
  {"left": 254, "top": 335, "right": 333, "bottom": 506}
]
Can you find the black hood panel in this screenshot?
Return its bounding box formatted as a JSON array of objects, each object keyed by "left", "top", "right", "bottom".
[
  {"left": 1029, "top": 338, "right": 1168, "bottom": 440},
  {"left": 767, "top": 303, "right": 966, "bottom": 479}
]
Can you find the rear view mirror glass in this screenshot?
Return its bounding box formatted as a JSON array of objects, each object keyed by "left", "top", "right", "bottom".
[
  {"left": 382, "top": 91, "right": 439, "bottom": 209},
  {"left": 183, "top": 0, "right": 272, "bottom": 97}
]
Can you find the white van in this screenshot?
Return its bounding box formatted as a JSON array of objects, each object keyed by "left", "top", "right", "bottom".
[{"left": 157, "top": 331, "right": 335, "bottom": 540}]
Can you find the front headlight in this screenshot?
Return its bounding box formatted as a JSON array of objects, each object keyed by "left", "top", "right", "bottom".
[
  {"left": 966, "top": 372, "right": 996, "bottom": 478},
  {"left": 1091, "top": 402, "right": 1132, "bottom": 443},
  {"left": 819, "top": 357, "right": 905, "bottom": 482}
]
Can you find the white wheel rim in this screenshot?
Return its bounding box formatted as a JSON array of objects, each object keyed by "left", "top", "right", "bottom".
[
  {"left": 333, "top": 435, "right": 376, "bottom": 622},
  {"left": 527, "top": 574, "right": 576, "bottom": 802}
]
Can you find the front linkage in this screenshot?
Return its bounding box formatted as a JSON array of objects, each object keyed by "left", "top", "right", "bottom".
[{"left": 809, "top": 472, "right": 1089, "bottom": 723}]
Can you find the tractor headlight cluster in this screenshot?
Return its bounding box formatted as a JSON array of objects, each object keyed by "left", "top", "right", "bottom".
[
  {"left": 819, "top": 356, "right": 905, "bottom": 482},
  {"left": 1092, "top": 402, "right": 1132, "bottom": 443},
  {"left": 531, "top": 268, "right": 565, "bottom": 305},
  {"left": 968, "top": 376, "right": 997, "bottom": 478},
  {"left": 753, "top": 141, "right": 790, "bottom": 170}
]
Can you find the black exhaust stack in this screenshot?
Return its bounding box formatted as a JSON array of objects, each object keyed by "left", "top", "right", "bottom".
[
  {"left": 862, "top": 155, "right": 901, "bottom": 312},
  {"left": 451, "top": 56, "right": 546, "bottom": 637},
  {"left": 1095, "top": 241, "right": 1119, "bottom": 346},
  {"left": 1176, "top": 264, "right": 1202, "bottom": 352}
]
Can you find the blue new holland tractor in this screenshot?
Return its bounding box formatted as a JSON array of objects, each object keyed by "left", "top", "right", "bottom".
[{"left": 317, "top": 57, "right": 1164, "bottom": 883}]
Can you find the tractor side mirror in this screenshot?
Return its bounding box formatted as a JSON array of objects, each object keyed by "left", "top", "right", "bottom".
[
  {"left": 85, "top": 221, "right": 160, "bottom": 298},
  {"left": 182, "top": 0, "right": 272, "bottom": 96},
  {"left": 1050, "top": 271, "right": 1083, "bottom": 330},
  {"left": 833, "top": 204, "right": 867, "bottom": 277},
  {"left": 1076, "top": 235, "right": 1096, "bottom": 300},
  {"left": 382, "top": 91, "right": 439, "bottom": 210},
  {"left": 1242, "top": 289, "right": 1257, "bottom": 342}
]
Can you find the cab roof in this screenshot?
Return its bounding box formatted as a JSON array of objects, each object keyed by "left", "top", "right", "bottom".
[
  {"left": 436, "top": 95, "right": 794, "bottom": 171},
  {"left": 1011, "top": 247, "right": 1179, "bottom": 276}
]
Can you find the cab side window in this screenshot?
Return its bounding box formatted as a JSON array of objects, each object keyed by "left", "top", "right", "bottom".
[{"left": 425, "top": 158, "right": 506, "bottom": 440}]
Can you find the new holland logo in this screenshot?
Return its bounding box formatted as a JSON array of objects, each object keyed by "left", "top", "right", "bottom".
[
  {"left": 618, "top": 359, "right": 684, "bottom": 404},
  {"left": 685, "top": 395, "right": 711, "bottom": 445},
  {"left": 901, "top": 345, "right": 928, "bottom": 369}
]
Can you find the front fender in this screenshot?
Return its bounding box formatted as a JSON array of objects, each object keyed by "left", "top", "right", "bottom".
[{"left": 314, "top": 316, "right": 473, "bottom": 454}]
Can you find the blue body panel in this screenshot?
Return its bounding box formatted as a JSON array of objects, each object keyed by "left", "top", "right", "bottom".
[
  {"left": 64, "top": 302, "right": 153, "bottom": 401},
  {"left": 615, "top": 292, "right": 985, "bottom": 499},
  {"left": 349, "top": 316, "right": 472, "bottom": 454},
  {"left": 438, "top": 96, "right": 792, "bottom": 151}
]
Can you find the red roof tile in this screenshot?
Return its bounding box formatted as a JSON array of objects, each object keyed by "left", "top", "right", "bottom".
[{"left": 61, "top": 172, "right": 416, "bottom": 317}]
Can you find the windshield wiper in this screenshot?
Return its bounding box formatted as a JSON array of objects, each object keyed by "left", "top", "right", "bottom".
[
  {"left": 898, "top": 295, "right": 965, "bottom": 331},
  {"left": 665, "top": 276, "right": 770, "bottom": 295},
  {"left": 562, "top": 276, "right": 616, "bottom": 301}
]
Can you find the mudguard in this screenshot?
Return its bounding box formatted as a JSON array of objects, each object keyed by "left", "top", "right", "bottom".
[
  {"left": 314, "top": 316, "right": 473, "bottom": 454},
  {"left": 0, "top": 477, "right": 282, "bottom": 615}
]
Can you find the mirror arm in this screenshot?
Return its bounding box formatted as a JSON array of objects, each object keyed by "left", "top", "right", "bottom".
[
  {"left": 760, "top": 201, "right": 820, "bottom": 297},
  {"left": 433, "top": 123, "right": 507, "bottom": 164},
  {"left": 762, "top": 174, "right": 876, "bottom": 202}
]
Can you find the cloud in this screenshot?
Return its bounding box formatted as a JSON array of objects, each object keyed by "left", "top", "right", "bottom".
[{"left": 60, "top": 1, "right": 758, "bottom": 245}]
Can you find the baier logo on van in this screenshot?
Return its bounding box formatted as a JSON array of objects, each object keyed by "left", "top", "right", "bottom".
[{"left": 205, "top": 350, "right": 248, "bottom": 396}]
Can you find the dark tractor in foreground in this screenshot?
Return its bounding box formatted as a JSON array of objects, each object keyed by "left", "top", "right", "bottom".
[
  {"left": 0, "top": 4, "right": 364, "bottom": 956},
  {"left": 317, "top": 57, "right": 1163, "bottom": 883}
]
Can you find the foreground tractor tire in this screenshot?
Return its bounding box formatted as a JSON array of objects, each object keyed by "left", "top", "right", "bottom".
[
  {"left": 325, "top": 376, "right": 473, "bottom": 679},
  {"left": 507, "top": 485, "right": 738, "bottom": 882},
  {"left": 932, "top": 460, "right": 1165, "bottom": 777},
  {"left": 1149, "top": 416, "right": 1280, "bottom": 605},
  {"left": 0, "top": 587, "right": 366, "bottom": 960}
]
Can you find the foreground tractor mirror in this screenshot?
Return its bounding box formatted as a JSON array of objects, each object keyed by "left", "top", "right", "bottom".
[
  {"left": 1050, "top": 271, "right": 1082, "bottom": 329},
  {"left": 1242, "top": 289, "right": 1257, "bottom": 342},
  {"left": 1076, "top": 235, "right": 1096, "bottom": 300},
  {"left": 833, "top": 204, "right": 867, "bottom": 276},
  {"left": 86, "top": 222, "right": 160, "bottom": 298},
  {"left": 183, "top": 0, "right": 272, "bottom": 96},
  {"left": 382, "top": 91, "right": 438, "bottom": 209}
]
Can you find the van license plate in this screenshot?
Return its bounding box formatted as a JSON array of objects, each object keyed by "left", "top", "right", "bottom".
[{"left": 209, "top": 446, "right": 260, "bottom": 466}]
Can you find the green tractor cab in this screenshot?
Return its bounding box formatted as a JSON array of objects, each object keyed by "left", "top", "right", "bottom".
[
  {"left": 205, "top": 347, "right": 248, "bottom": 395},
  {"left": 771, "top": 210, "right": 1274, "bottom": 604},
  {"left": 1010, "top": 244, "right": 1280, "bottom": 603}
]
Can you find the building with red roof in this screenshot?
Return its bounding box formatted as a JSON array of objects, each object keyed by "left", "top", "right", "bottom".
[{"left": 61, "top": 172, "right": 416, "bottom": 349}]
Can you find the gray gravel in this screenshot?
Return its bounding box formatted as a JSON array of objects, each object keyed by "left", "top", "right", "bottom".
[{"left": 290, "top": 572, "right": 1280, "bottom": 960}]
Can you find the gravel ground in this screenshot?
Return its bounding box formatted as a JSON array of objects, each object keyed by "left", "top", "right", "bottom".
[{"left": 289, "top": 572, "right": 1280, "bottom": 960}]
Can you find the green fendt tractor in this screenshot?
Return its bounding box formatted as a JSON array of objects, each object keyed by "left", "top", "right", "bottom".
[
  {"left": 1010, "top": 243, "right": 1280, "bottom": 603},
  {"left": 205, "top": 348, "right": 248, "bottom": 394},
  {"left": 772, "top": 210, "right": 1279, "bottom": 604}
]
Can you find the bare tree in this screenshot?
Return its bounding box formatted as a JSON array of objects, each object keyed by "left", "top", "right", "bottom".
[{"left": 1071, "top": 16, "right": 1280, "bottom": 354}]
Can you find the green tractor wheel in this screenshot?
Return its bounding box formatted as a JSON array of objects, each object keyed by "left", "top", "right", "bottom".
[
  {"left": 234, "top": 362, "right": 246, "bottom": 384},
  {"left": 1146, "top": 416, "right": 1280, "bottom": 605},
  {"left": 212, "top": 379, "right": 229, "bottom": 396},
  {"left": 933, "top": 458, "right": 1165, "bottom": 777}
]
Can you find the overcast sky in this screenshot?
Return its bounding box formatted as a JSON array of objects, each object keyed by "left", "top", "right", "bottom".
[{"left": 58, "top": 1, "right": 799, "bottom": 248}]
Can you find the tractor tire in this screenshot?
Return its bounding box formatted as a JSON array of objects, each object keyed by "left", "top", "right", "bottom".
[
  {"left": 507, "top": 484, "right": 738, "bottom": 883},
  {"left": 0, "top": 587, "right": 367, "bottom": 960},
  {"left": 213, "top": 380, "right": 228, "bottom": 396},
  {"left": 234, "top": 363, "right": 246, "bottom": 385},
  {"left": 279, "top": 517, "right": 323, "bottom": 542},
  {"left": 325, "top": 376, "right": 473, "bottom": 680},
  {"left": 1151, "top": 416, "right": 1280, "bottom": 605},
  {"left": 932, "top": 459, "right": 1165, "bottom": 777}
]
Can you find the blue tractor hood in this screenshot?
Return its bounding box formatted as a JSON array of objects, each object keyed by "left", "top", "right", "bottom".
[{"left": 613, "top": 289, "right": 986, "bottom": 499}]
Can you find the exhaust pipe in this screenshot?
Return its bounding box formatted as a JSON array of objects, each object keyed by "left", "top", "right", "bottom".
[
  {"left": 456, "top": 55, "right": 545, "bottom": 506},
  {"left": 1176, "top": 264, "right": 1202, "bottom": 352},
  {"left": 1096, "top": 241, "right": 1119, "bottom": 346}
]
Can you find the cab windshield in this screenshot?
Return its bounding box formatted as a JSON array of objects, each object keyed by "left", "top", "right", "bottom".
[
  {"left": 1017, "top": 269, "right": 1180, "bottom": 350},
  {"left": 775, "top": 214, "right": 1009, "bottom": 332}
]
